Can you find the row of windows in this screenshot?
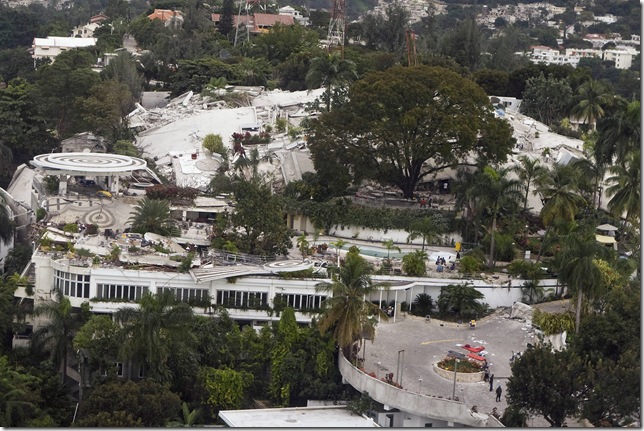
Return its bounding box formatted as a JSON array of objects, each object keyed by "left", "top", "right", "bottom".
[
  {"left": 274, "top": 293, "right": 326, "bottom": 311},
  {"left": 96, "top": 284, "right": 149, "bottom": 301},
  {"left": 159, "top": 287, "right": 209, "bottom": 303},
  {"left": 217, "top": 291, "right": 268, "bottom": 309},
  {"left": 54, "top": 270, "right": 90, "bottom": 298}
]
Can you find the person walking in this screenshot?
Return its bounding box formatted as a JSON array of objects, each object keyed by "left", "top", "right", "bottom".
[
  {"left": 489, "top": 374, "right": 494, "bottom": 391},
  {"left": 496, "top": 385, "right": 502, "bottom": 402}
]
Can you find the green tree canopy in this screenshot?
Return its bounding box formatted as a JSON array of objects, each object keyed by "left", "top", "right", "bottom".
[
  {"left": 127, "top": 198, "right": 180, "bottom": 237},
  {"left": 437, "top": 283, "right": 484, "bottom": 317},
  {"left": 519, "top": 72, "right": 573, "bottom": 126},
  {"left": 308, "top": 65, "right": 515, "bottom": 199}
]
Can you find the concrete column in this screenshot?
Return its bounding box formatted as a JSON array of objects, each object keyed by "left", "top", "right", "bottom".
[
  {"left": 109, "top": 176, "right": 119, "bottom": 193},
  {"left": 58, "top": 175, "right": 67, "bottom": 195}
]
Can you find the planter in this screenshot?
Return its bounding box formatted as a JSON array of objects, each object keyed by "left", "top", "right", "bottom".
[{"left": 433, "top": 363, "right": 484, "bottom": 383}]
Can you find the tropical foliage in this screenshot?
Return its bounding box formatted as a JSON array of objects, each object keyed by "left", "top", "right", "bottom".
[
  {"left": 437, "top": 284, "right": 485, "bottom": 317},
  {"left": 127, "top": 198, "right": 180, "bottom": 237}
]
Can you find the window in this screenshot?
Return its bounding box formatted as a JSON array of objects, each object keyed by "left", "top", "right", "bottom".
[
  {"left": 116, "top": 362, "right": 124, "bottom": 377},
  {"left": 54, "top": 270, "right": 90, "bottom": 298},
  {"left": 216, "top": 290, "right": 267, "bottom": 309},
  {"left": 159, "top": 287, "right": 209, "bottom": 303},
  {"left": 96, "top": 283, "right": 148, "bottom": 301},
  {"left": 274, "top": 293, "right": 326, "bottom": 311}
]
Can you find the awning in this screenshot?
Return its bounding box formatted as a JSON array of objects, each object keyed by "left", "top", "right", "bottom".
[
  {"left": 596, "top": 223, "right": 618, "bottom": 231},
  {"left": 595, "top": 234, "right": 617, "bottom": 244}
]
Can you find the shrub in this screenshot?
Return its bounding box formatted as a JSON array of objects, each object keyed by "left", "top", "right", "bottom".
[
  {"left": 36, "top": 208, "right": 46, "bottom": 222},
  {"left": 459, "top": 255, "right": 481, "bottom": 273},
  {"left": 145, "top": 185, "right": 199, "bottom": 204},
  {"left": 85, "top": 224, "right": 99, "bottom": 235},
  {"left": 202, "top": 133, "right": 227, "bottom": 158},
  {"left": 63, "top": 223, "right": 80, "bottom": 234},
  {"left": 43, "top": 175, "right": 60, "bottom": 194}
]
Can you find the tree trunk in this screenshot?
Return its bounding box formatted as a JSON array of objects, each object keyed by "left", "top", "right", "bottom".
[
  {"left": 575, "top": 288, "right": 583, "bottom": 333},
  {"left": 523, "top": 180, "right": 530, "bottom": 212},
  {"left": 536, "top": 226, "right": 550, "bottom": 262},
  {"left": 488, "top": 211, "right": 497, "bottom": 268}
]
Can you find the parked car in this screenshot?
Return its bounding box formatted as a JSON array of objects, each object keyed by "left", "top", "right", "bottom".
[
  {"left": 78, "top": 179, "right": 96, "bottom": 186},
  {"left": 96, "top": 190, "right": 112, "bottom": 198}
]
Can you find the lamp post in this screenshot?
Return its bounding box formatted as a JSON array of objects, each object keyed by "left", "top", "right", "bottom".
[{"left": 452, "top": 358, "right": 460, "bottom": 399}]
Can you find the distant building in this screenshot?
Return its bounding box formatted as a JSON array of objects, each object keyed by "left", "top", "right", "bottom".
[
  {"left": 61, "top": 132, "right": 107, "bottom": 153},
  {"left": 526, "top": 44, "right": 636, "bottom": 70},
  {"left": 32, "top": 36, "right": 97, "bottom": 65},
  {"left": 71, "top": 22, "right": 101, "bottom": 38},
  {"left": 278, "top": 6, "right": 309, "bottom": 26},
  {"left": 211, "top": 12, "right": 294, "bottom": 34},
  {"left": 148, "top": 9, "right": 184, "bottom": 28},
  {"left": 89, "top": 12, "right": 109, "bottom": 24}
]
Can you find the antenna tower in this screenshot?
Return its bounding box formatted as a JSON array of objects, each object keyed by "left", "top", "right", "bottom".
[{"left": 327, "top": 0, "right": 346, "bottom": 58}]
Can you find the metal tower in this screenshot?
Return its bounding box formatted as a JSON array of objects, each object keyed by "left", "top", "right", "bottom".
[{"left": 327, "top": 0, "right": 346, "bottom": 57}]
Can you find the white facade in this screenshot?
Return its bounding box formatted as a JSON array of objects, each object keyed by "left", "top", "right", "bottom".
[
  {"left": 527, "top": 45, "right": 637, "bottom": 69},
  {"left": 32, "top": 36, "right": 97, "bottom": 63},
  {"left": 71, "top": 22, "right": 100, "bottom": 38},
  {"left": 602, "top": 48, "right": 638, "bottom": 69},
  {"left": 278, "top": 6, "right": 309, "bottom": 26}
]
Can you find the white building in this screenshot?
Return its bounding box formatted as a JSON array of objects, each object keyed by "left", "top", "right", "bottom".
[
  {"left": 602, "top": 47, "right": 638, "bottom": 69},
  {"left": 527, "top": 45, "right": 637, "bottom": 70},
  {"left": 278, "top": 6, "right": 309, "bottom": 26},
  {"left": 71, "top": 22, "right": 100, "bottom": 38},
  {"left": 32, "top": 36, "right": 97, "bottom": 64}
]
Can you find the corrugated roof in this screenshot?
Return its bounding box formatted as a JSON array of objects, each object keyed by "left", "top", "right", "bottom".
[
  {"left": 253, "top": 13, "right": 294, "bottom": 27},
  {"left": 148, "top": 9, "right": 183, "bottom": 21}
]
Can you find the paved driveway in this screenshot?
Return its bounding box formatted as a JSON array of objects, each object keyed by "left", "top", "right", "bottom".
[{"left": 362, "top": 310, "right": 539, "bottom": 422}]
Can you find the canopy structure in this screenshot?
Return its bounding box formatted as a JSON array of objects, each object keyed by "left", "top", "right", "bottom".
[
  {"left": 595, "top": 234, "right": 617, "bottom": 245},
  {"left": 596, "top": 223, "right": 618, "bottom": 231},
  {"left": 31, "top": 152, "right": 148, "bottom": 194}
]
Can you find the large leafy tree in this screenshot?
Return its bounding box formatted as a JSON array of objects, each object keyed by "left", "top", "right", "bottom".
[
  {"left": 114, "top": 291, "right": 194, "bottom": 382},
  {"left": 520, "top": 72, "right": 573, "bottom": 126},
  {"left": 76, "top": 380, "right": 181, "bottom": 427},
  {"left": 79, "top": 79, "right": 135, "bottom": 142},
  {"left": 308, "top": 65, "right": 515, "bottom": 199},
  {"left": 506, "top": 345, "right": 581, "bottom": 427},
  {"left": 35, "top": 49, "right": 101, "bottom": 138},
  {"left": 0, "top": 195, "right": 15, "bottom": 246},
  {"left": 316, "top": 253, "right": 388, "bottom": 352},
  {"left": 127, "top": 198, "right": 180, "bottom": 237},
  {"left": 593, "top": 99, "right": 639, "bottom": 168},
  {"left": 30, "top": 291, "right": 86, "bottom": 384},
  {"left": 101, "top": 50, "right": 145, "bottom": 102},
  {"left": 360, "top": 2, "right": 409, "bottom": 53}
]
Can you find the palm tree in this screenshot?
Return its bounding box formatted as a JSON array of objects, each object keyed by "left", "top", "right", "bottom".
[
  {"left": 406, "top": 217, "right": 442, "bottom": 251},
  {"left": 474, "top": 166, "right": 523, "bottom": 268},
  {"left": 557, "top": 231, "right": 611, "bottom": 332},
  {"left": 329, "top": 239, "right": 346, "bottom": 267},
  {"left": 31, "top": 290, "right": 85, "bottom": 384},
  {"left": 305, "top": 53, "right": 358, "bottom": 112},
  {"left": 316, "top": 253, "right": 388, "bottom": 354},
  {"left": 605, "top": 151, "right": 640, "bottom": 224},
  {"left": 437, "top": 284, "right": 485, "bottom": 318},
  {"left": 296, "top": 232, "right": 309, "bottom": 258},
  {"left": 594, "top": 99, "right": 639, "bottom": 167},
  {"left": 381, "top": 239, "right": 401, "bottom": 260},
  {"left": 571, "top": 156, "right": 606, "bottom": 210},
  {"left": 127, "top": 198, "right": 180, "bottom": 237},
  {"left": 514, "top": 156, "right": 546, "bottom": 212},
  {"left": 166, "top": 402, "right": 201, "bottom": 427},
  {"left": 413, "top": 293, "right": 434, "bottom": 316},
  {"left": 570, "top": 79, "right": 612, "bottom": 131},
  {"left": 115, "top": 291, "right": 194, "bottom": 382},
  {"left": 534, "top": 164, "right": 586, "bottom": 261}
]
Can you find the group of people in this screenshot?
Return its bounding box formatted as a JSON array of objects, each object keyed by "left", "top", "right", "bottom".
[
  {"left": 435, "top": 256, "right": 456, "bottom": 272},
  {"left": 483, "top": 362, "right": 503, "bottom": 403}
]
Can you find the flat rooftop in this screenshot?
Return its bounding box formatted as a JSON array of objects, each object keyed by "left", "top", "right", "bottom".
[{"left": 218, "top": 406, "right": 379, "bottom": 427}]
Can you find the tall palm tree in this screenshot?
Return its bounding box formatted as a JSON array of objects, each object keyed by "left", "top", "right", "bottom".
[
  {"left": 474, "top": 166, "right": 523, "bottom": 268},
  {"left": 315, "top": 253, "right": 388, "bottom": 353},
  {"left": 305, "top": 53, "right": 358, "bottom": 112},
  {"left": 127, "top": 198, "right": 180, "bottom": 237},
  {"left": 514, "top": 156, "right": 546, "bottom": 212},
  {"left": 534, "top": 164, "right": 586, "bottom": 261},
  {"left": 605, "top": 151, "right": 640, "bottom": 224},
  {"left": 115, "top": 291, "right": 194, "bottom": 382},
  {"left": 570, "top": 79, "right": 612, "bottom": 131},
  {"left": 557, "top": 231, "right": 611, "bottom": 332},
  {"left": 31, "top": 290, "right": 85, "bottom": 384},
  {"left": 296, "top": 232, "right": 309, "bottom": 258}
]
